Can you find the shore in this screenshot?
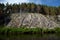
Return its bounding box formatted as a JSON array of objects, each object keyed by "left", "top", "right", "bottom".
[{"left": 0, "top": 27, "right": 60, "bottom": 34}]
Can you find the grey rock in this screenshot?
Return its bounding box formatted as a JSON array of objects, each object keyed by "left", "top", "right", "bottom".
[{"left": 7, "top": 13, "right": 59, "bottom": 28}]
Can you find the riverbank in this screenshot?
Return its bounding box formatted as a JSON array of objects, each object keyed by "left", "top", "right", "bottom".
[{"left": 0, "top": 27, "right": 60, "bottom": 34}]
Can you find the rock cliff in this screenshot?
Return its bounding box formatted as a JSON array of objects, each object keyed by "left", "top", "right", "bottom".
[{"left": 7, "top": 13, "right": 59, "bottom": 28}]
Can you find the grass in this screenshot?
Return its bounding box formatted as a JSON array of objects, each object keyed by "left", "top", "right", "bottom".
[{"left": 0, "top": 27, "right": 60, "bottom": 34}]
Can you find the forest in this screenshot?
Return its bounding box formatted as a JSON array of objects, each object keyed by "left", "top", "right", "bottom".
[{"left": 0, "top": 3, "right": 60, "bottom": 15}]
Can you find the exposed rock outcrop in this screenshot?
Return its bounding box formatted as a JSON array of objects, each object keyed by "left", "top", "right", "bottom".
[{"left": 7, "top": 13, "right": 59, "bottom": 28}]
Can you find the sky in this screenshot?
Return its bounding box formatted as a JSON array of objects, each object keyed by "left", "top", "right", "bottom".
[
  {"left": 0, "top": 0, "right": 60, "bottom": 6},
  {"left": 0, "top": 0, "right": 29, "bottom": 4}
]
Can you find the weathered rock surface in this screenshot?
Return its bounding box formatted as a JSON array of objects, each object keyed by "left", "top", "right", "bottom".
[{"left": 7, "top": 13, "right": 59, "bottom": 28}]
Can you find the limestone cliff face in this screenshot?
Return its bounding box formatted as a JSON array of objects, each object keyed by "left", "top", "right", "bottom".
[{"left": 7, "top": 13, "right": 59, "bottom": 28}]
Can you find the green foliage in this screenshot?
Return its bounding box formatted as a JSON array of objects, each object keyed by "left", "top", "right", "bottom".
[
  {"left": 0, "top": 3, "right": 60, "bottom": 15},
  {"left": 0, "top": 27, "right": 60, "bottom": 34},
  {"left": 54, "top": 27, "right": 60, "bottom": 33}
]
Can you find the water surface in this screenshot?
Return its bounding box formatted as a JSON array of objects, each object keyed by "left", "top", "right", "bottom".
[{"left": 0, "top": 34, "right": 60, "bottom": 40}]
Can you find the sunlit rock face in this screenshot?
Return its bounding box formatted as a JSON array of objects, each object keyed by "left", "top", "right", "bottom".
[{"left": 7, "top": 13, "right": 59, "bottom": 28}]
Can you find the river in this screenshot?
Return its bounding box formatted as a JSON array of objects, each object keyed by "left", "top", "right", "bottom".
[{"left": 0, "top": 34, "right": 60, "bottom": 40}]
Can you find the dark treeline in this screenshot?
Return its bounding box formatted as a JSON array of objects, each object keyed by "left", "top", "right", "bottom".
[
  {"left": 0, "top": 3, "right": 60, "bottom": 15},
  {"left": 0, "top": 3, "right": 60, "bottom": 26}
]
